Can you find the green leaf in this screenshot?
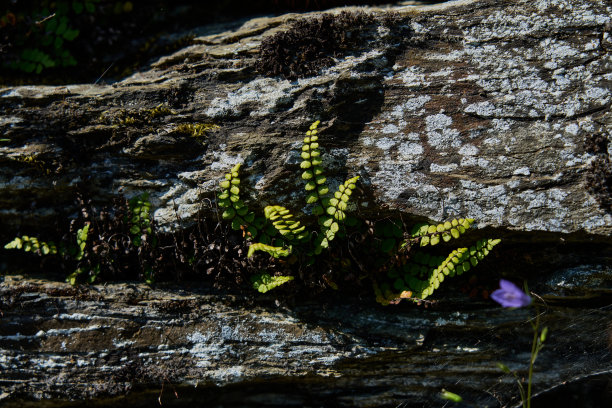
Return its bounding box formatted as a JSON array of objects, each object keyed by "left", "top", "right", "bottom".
[
  {"left": 73, "top": 2, "right": 84, "bottom": 14},
  {"left": 381, "top": 238, "right": 395, "bottom": 253},
  {"left": 313, "top": 205, "right": 324, "bottom": 215},
  {"left": 222, "top": 208, "right": 236, "bottom": 220},
  {"left": 440, "top": 390, "right": 463, "bottom": 403},
  {"left": 306, "top": 193, "right": 318, "bottom": 204},
  {"left": 130, "top": 225, "right": 140, "bottom": 235},
  {"left": 251, "top": 273, "right": 294, "bottom": 293},
  {"left": 5, "top": 237, "right": 23, "bottom": 250},
  {"left": 540, "top": 326, "right": 549, "bottom": 343},
  {"left": 63, "top": 28, "right": 79, "bottom": 41},
  {"left": 247, "top": 243, "right": 291, "bottom": 258}
]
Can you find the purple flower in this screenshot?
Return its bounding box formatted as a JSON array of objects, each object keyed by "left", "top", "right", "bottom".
[{"left": 491, "top": 279, "right": 532, "bottom": 308}]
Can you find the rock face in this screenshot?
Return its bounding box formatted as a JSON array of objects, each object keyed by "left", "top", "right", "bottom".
[
  {"left": 0, "top": 0, "right": 610, "bottom": 238},
  {"left": 1, "top": 275, "right": 611, "bottom": 407},
  {"left": 1, "top": 0, "right": 612, "bottom": 406}
]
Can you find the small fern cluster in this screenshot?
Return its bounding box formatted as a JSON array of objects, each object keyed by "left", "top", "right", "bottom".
[
  {"left": 218, "top": 121, "right": 501, "bottom": 301},
  {"left": 374, "top": 234, "right": 501, "bottom": 305},
  {"left": 219, "top": 121, "right": 361, "bottom": 289},
  {"left": 4, "top": 193, "right": 158, "bottom": 284}
]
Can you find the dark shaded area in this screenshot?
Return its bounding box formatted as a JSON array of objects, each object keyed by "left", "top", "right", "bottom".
[
  {"left": 0, "top": 1, "right": 433, "bottom": 85},
  {"left": 532, "top": 373, "right": 612, "bottom": 408},
  {"left": 584, "top": 133, "right": 612, "bottom": 214}
]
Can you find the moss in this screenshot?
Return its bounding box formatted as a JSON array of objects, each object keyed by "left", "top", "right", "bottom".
[
  {"left": 175, "top": 123, "right": 219, "bottom": 138},
  {"left": 98, "top": 104, "right": 175, "bottom": 127},
  {"left": 257, "top": 11, "right": 376, "bottom": 80}
]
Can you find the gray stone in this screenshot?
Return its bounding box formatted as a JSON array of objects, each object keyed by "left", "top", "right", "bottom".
[
  {"left": 0, "top": 0, "right": 611, "bottom": 406},
  {"left": 0, "top": 0, "right": 609, "bottom": 239}
]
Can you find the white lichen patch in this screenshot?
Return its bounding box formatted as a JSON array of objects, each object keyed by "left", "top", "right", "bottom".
[
  {"left": 375, "top": 137, "right": 397, "bottom": 150},
  {"left": 393, "top": 66, "right": 432, "bottom": 88},
  {"left": 513, "top": 167, "right": 531, "bottom": 176},
  {"left": 205, "top": 78, "right": 296, "bottom": 118},
  {"left": 392, "top": 95, "right": 431, "bottom": 116},
  {"left": 398, "top": 142, "right": 424, "bottom": 159},
  {"left": 425, "top": 114, "right": 462, "bottom": 149},
  {"left": 430, "top": 163, "right": 458, "bottom": 173},
  {"left": 209, "top": 148, "right": 244, "bottom": 171}
]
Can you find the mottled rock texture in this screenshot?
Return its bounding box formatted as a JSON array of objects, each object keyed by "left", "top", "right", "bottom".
[
  {"left": 0, "top": 0, "right": 610, "bottom": 238},
  {"left": 1, "top": 274, "right": 611, "bottom": 407},
  {"left": 1, "top": 0, "right": 612, "bottom": 406}
]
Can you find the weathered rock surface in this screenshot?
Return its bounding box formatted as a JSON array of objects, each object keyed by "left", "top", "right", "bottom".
[
  {"left": 1, "top": 274, "right": 611, "bottom": 407},
  {"left": 1, "top": 0, "right": 612, "bottom": 406},
  {"left": 0, "top": 0, "right": 610, "bottom": 239}
]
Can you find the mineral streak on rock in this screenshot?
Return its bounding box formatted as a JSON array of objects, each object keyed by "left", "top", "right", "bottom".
[{"left": 1, "top": 275, "right": 611, "bottom": 406}]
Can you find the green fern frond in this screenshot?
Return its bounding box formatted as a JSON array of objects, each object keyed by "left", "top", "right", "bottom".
[
  {"left": 251, "top": 272, "right": 294, "bottom": 293},
  {"left": 4, "top": 236, "right": 59, "bottom": 255},
  {"left": 247, "top": 242, "right": 292, "bottom": 258},
  {"left": 301, "top": 121, "right": 330, "bottom": 209},
  {"left": 74, "top": 223, "right": 90, "bottom": 261},
  {"left": 314, "top": 175, "right": 360, "bottom": 253},
  {"left": 376, "top": 237, "right": 501, "bottom": 304},
  {"left": 128, "top": 193, "right": 155, "bottom": 247},
  {"left": 406, "top": 218, "right": 475, "bottom": 247},
  {"left": 218, "top": 163, "right": 257, "bottom": 237},
  {"left": 264, "top": 205, "right": 310, "bottom": 242}
]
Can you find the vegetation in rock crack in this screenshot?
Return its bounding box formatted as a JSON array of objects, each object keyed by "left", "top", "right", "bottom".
[
  {"left": 5, "top": 193, "right": 158, "bottom": 285},
  {"left": 218, "top": 121, "right": 501, "bottom": 300},
  {"left": 218, "top": 121, "right": 360, "bottom": 291},
  {"left": 2, "top": 120, "right": 501, "bottom": 302}
]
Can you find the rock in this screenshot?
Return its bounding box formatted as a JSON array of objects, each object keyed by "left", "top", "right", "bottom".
[
  {"left": 0, "top": 0, "right": 612, "bottom": 405},
  {"left": 1, "top": 274, "right": 611, "bottom": 407},
  {"left": 0, "top": 0, "right": 609, "bottom": 239}
]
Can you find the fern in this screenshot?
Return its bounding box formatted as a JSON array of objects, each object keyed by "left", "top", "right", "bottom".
[
  {"left": 74, "top": 223, "right": 90, "bottom": 261},
  {"left": 247, "top": 243, "right": 292, "bottom": 259},
  {"left": 4, "top": 236, "right": 59, "bottom": 256},
  {"left": 404, "top": 218, "right": 475, "bottom": 247},
  {"left": 376, "top": 231, "right": 501, "bottom": 305},
  {"left": 128, "top": 193, "right": 156, "bottom": 247},
  {"left": 218, "top": 121, "right": 361, "bottom": 292},
  {"left": 264, "top": 205, "right": 309, "bottom": 242},
  {"left": 251, "top": 272, "right": 294, "bottom": 293},
  {"left": 220, "top": 121, "right": 360, "bottom": 264},
  {"left": 299, "top": 121, "right": 360, "bottom": 254},
  {"left": 217, "top": 163, "right": 258, "bottom": 237}
]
